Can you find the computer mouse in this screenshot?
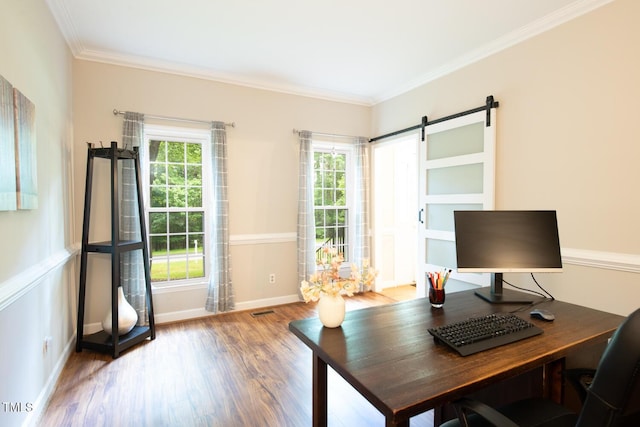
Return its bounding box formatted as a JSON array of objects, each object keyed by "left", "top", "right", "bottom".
[{"left": 530, "top": 308, "right": 555, "bottom": 321}]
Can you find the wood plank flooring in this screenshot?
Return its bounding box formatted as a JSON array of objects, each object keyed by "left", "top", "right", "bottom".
[
  {"left": 379, "top": 284, "right": 417, "bottom": 302},
  {"left": 39, "top": 292, "right": 433, "bottom": 426}
]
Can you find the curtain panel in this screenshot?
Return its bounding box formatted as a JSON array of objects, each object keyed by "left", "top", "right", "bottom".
[
  {"left": 353, "top": 137, "right": 371, "bottom": 291},
  {"left": 205, "top": 121, "right": 235, "bottom": 313},
  {"left": 297, "top": 131, "right": 316, "bottom": 297},
  {"left": 120, "top": 111, "right": 148, "bottom": 324}
]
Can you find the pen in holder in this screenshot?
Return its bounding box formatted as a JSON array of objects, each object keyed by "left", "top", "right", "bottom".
[{"left": 428, "top": 269, "right": 450, "bottom": 308}]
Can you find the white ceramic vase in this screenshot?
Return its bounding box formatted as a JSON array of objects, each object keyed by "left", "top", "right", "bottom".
[
  {"left": 317, "top": 294, "right": 346, "bottom": 328},
  {"left": 102, "top": 286, "right": 138, "bottom": 336}
]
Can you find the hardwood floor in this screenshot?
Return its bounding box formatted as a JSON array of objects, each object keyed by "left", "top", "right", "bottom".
[
  {"left": 379, "top": 284, "right": 417, "bottom": 302},
  {"left": 39, "top": 292, "right": 432, "bottom": 427}
]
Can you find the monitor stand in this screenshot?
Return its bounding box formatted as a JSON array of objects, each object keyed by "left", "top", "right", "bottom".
[{"left": 474, "top": 273, "right": 536, "bottom": 304}]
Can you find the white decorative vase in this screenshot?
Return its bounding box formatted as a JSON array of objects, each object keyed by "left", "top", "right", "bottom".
[
  {"left": 102, "top": 286, "right": 138, "bottom": 336},
  {"left": 317, "top": 294, "right": 346, "bottom": 328}
]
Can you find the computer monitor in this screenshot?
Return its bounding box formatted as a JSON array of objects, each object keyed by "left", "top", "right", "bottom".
[{"left": 453, "top": 210, "right": 562, "bottom": 304}]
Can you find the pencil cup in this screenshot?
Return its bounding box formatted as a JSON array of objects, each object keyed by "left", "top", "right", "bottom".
[{"left": 429, "top": 285, "right": 445, "bottom": 308}]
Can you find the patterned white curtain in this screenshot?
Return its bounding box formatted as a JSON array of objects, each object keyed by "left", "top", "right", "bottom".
[
  {"left": 205, "top": 121, "right": 235, "bottom": 312},
  {"left": 120, "top": 112, "right": 148, "bottom": 324},
  {"left": 297, "top": 131, "right": 316, "bottom": 297},
  {"left": 353, "top": 137, "right": 371, "bottom": 292}
]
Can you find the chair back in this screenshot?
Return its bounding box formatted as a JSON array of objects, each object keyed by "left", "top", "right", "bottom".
[{"left": 577, "top": 308, "right": 640, "bottom": 426}]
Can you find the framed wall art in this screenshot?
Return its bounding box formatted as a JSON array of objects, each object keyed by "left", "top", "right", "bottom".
[
  {"left": 0, "top": 74, "right": 17, "bottom": 211},
  {"left": 13, "top": 87, "right": 37, "bottom": 210}
]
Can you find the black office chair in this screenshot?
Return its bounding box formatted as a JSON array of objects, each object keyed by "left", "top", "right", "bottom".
[{"left": 441, "top": 307, "right": 640, "bottom": 427}]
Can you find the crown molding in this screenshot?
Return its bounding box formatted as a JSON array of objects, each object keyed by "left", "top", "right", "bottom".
[
  {"left": 47, "top": 0, "right": 612, "bottom": 107},
  {"left": 75, "top": 48, "right": 375, "bottom": 106},
  {"left": 373, "top": 0, "right": 614, "bottom": 103},
  {"left": 45, "top": 0, "right": 84, "bottom": 55}
]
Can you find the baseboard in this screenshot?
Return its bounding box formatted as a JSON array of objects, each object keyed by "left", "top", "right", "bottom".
[
  {"left": 139, "top": 294, "right": 302, "bottom": 325},
  {"left": 154, "top": 307, "right": 213, "bottom": 324},
  {"left": 24, "top": 335, "right": 76, "bottom": 427},
  {"left": 233, "top": 294, "right": 301, "bottom": 311}
]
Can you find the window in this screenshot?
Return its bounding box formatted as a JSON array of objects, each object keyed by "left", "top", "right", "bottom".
[
  {"left": 144, "top": 126, "right": 210, "bottom": 286},
  {"left": 313, "top": 144, "right": 353, "bottom": 262}
]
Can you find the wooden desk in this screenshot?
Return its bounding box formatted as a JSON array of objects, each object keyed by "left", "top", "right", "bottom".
[{"left": 288, "top": 289, "right": 624, "bottom": 427}]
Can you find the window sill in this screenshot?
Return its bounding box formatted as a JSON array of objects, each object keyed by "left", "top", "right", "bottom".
[{"left": 151, "top": 280, "right": 209, "bottom": 294}]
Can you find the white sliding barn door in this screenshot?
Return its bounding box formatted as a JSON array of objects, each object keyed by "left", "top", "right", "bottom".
[{"left": 416, "top": 110, "right": 496, "bottom": 297}]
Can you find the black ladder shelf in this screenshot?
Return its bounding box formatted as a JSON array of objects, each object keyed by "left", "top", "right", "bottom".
[{"left": 76, "top": 141, "right": 155, "bottom": 358}]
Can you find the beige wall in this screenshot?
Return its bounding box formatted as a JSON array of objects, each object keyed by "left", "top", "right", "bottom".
[
  {"left": 72, "top": 60, "right": 371, "bottom": 324},
  {"left": 372, "top": 0, "right": 640, "bottom": 315},
  {"left": 0, "top": 1, "right": 75, "bottom": 426}
]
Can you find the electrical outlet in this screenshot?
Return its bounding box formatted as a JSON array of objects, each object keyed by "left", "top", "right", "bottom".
[
  {"left": 269, "top": 273, "right": 276, "bottom": 284},
  {"left": 43, "top": 336, "right": 52, "bottom": 355}
]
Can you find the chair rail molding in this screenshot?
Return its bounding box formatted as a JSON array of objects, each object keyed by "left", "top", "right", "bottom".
[
  {"left": 0, "top": 243, "right": 80, "bottom": 311},
  {"left": 230, "top": 232, "right": 296, "bottom": 246},
  {"left": 562, "top": 248, "right": 640, "bottom": 273}
]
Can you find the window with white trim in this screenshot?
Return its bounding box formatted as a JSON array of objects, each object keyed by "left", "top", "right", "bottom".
[
  {"left": 144, "top": 126, "right": 211, "bottom": 286},
  {"left": 313, "top": 143, "right": 354, "bottom": 262}
]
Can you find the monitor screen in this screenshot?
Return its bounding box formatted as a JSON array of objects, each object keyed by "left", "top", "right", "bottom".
[{"left": 453, "top": 210, "right": 562, "bottom": 304}]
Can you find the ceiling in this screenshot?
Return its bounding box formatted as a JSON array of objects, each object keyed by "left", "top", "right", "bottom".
[{"left": 46, "top": 0, "right": 609, "bottom": 105}]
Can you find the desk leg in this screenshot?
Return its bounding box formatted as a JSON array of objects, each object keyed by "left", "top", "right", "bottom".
[
  {"left": 386, "top": 417, "right": 410, "bottom": 427},
  {"left": 544, "top": 358, "right": 565, "bottom": 404},
  {"left": 313, "top": 352, "right": 328, "bottom": 427}
]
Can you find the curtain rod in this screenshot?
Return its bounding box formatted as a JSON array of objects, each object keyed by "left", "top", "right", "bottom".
[
  {"left": 292, "top": 129, "right": 363, "bottom": 140},
  {"left": 369, "top": 95, "right": 499, "bottom": 143},
  {"left": 113, "top": 109, "right": 235, "bottom": 128}
]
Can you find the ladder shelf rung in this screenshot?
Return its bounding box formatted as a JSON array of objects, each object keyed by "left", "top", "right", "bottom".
[{"left": 85, "top": 240, "right": 144, "bottom": 253}]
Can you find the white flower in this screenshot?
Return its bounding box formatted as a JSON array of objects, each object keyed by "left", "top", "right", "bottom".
[{"left": 300, "top": 247, "right": 378, "bottom": 303}]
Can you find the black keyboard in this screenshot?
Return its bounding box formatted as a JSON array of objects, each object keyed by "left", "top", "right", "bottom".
[{"left": 428, "top": 313, "right": 543, "bottom": 356}]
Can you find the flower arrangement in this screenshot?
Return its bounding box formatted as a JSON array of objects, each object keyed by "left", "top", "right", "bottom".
[
  {"left": 300, "top": 246, "right": 377, "bottom": 303},
  {"left": 357, "top": 257, "right": 377, "bottom": 290}
]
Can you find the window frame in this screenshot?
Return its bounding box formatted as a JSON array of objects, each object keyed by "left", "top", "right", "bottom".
[
  {"left": 143, "top": 124, "right": 212, "bottom": 289},
  {"left": 312, "top": 141, "right": 355, "bottom": 264}
]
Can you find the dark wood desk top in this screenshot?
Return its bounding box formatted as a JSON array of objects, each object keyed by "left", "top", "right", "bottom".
[{"left": 289, "top": 289, "right": 625, "bottom": 422}]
